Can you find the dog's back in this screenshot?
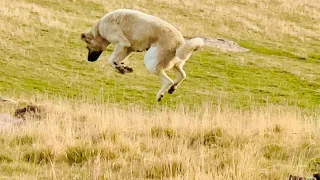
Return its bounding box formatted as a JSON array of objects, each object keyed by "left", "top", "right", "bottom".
[{"left": 99, "top": 9, "right": 185, "bottom": 53}]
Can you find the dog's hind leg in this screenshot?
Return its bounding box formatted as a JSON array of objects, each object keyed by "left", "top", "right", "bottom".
[
  {"left": 144, "top": 47, "right": 175, "bottom": 102},
  {"left": 156, "top": 71, "right": 174, "bottom": 102},
  {"left": 109, "top": 44, "right": 134, "bottom": 74},
  {"left": 168, "top": 63, "right": 186, "bottom": 94}
]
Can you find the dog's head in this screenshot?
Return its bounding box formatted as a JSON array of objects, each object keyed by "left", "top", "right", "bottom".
[{"left": 81, "top": 32, "right": 109, "bottom": 62}]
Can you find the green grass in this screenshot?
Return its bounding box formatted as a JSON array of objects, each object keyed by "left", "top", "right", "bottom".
[
  {"left": 1, "top": 0, "right": 320, "bottom": 110},
  {"left": 2, "top": 35, "right": 320, "bottom": 109}
]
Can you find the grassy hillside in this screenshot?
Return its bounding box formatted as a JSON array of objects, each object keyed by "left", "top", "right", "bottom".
[
  {"left": 0, "top": 0, "right": 319, "bottom": 109},
  {"left": 0, "top": 0, "right": 320, "bottom": 179}
]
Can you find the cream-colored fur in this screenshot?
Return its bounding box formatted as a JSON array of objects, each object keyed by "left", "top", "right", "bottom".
[{"left": 81, "top": 9, "right": 204, "bottom": 102}]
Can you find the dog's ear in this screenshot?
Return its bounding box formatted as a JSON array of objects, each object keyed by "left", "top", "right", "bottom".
[
  {"left": 81, "top": 32, "right": 94, "bottom": 43},
  {"left": 81, "top": 33, "right": 87, "bottom": 41}
]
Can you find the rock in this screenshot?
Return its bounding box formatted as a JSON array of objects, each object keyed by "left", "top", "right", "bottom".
[
  {"left": 203, "top": 37, "right": 249, "bottom": 52},
  {"left": 0, "top": 97, "right": 18, "bottom": 104},
  {"left": 184, "top": 36, "right": 249, "bottom": 53}
]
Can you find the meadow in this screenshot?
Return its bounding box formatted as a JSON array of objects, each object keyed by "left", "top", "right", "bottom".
[{"left": 0, "top": 0, "right": 319, "bottom": 179}]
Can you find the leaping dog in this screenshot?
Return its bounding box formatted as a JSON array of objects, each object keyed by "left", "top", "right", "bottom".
[{"left": 81, "top": 9, "right": 204, "bottom": 102}]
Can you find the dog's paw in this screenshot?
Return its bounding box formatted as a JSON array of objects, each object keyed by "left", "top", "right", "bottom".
[
  {"left": 124, "top": 66, "right": 133, "bottom": 73},
  {"left": 116, "top": 66, "right": 126, "bottom": 74},
  {"left": 168, "top": 86, "right": 176, "bottom": 94},
  {"left": 156, "top": 95, "right": 164, "bottom": 102}
]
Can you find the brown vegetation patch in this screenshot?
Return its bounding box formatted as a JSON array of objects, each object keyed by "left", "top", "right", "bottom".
[{"left": 14, "top": 104, "right": 45, "bottom": 120}]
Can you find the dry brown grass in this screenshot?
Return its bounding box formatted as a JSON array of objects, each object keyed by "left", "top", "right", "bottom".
[{"left": 0, "top": 97, "right": 319, "bottom": 179}]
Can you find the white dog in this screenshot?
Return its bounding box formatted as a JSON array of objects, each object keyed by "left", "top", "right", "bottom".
[{"left": 81, "top": 9, "right": 204, "bottom": 102}]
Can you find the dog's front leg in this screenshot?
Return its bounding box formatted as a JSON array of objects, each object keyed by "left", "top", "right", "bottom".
[{"left": 109, "top": 45, "right": 133, "bottom": 74}]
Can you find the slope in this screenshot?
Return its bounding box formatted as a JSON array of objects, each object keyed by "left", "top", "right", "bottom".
[{"left": 0, "top": 0, "right": 319, "bottom": 109}]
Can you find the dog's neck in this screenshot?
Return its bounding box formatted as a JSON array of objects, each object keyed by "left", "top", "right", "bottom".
[
  {"left": 92, "top": 22, "right": 109, "bottom": 49},
  {"left": 95, "top": 36, "right": 109, "bottom": 49}
]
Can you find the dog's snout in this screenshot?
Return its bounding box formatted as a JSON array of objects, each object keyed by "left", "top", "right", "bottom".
[{"left": 88, "top": 50, "right": 103, "bottom": 62}]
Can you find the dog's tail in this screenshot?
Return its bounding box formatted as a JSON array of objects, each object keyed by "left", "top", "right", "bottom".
[{"left": 176, "top": 38, "right": 204, "bottom": 61}]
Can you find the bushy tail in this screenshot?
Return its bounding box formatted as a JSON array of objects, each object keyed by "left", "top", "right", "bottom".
[{"left": 175, "top": 38, "right": 204, "bottom": 61}]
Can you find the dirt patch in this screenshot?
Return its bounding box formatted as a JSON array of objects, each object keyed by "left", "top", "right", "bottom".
[
  {"left": 14, "top": 105, "right": 45, "bottom": 120},
  {"left": 184, "top": 36, "right": 249, "bottom": 53},
  {"left": 288, "top": 173, "right": 320, "bottom": 180},
  {"left": 0, "top": 99, "right": 46, "bottom": 129},
  {"left": 0, "top": 114, "right": 23, "bottom": 129}
]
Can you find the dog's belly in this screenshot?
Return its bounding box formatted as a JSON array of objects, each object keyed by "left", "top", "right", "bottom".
[
  {"left": 130, "top": 41, "right": 152, "bottom": 52},
  {"left": 144, "top": 47, "right": 158, "bottom": 73}
]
